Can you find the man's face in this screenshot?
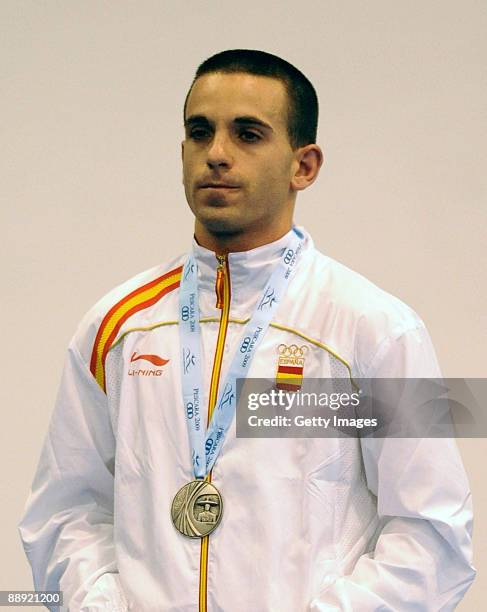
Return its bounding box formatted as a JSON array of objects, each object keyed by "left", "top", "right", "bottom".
[{"left": 182, "top": 72, "right": 298, "bottom": 243}]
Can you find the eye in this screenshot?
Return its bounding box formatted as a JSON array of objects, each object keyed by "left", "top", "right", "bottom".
[
  {"left": 189, "top": 127, "right": 211, "bottom": 140},
  {"left": 239, "top": 130, "right": 261, "bottom": 143}
]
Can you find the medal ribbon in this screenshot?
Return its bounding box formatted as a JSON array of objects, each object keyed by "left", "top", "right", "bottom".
[{"left": 179, "top": 227, "right": 304, "bottom": 479}]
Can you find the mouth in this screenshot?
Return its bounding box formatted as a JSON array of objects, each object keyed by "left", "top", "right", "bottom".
[{"left": 198, "top": 182, "right": 240, "bottom": 190}]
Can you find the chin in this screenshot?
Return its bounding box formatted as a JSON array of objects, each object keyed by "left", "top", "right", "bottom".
[
  {"left": 193, "top": 207, "right": 246, "bottom": 235},
  {"left": 199, "top": 216, "right": 244, "bottom": 237}
]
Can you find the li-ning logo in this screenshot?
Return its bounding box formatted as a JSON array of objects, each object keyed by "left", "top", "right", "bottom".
[{"left": 128, "top": 352, "right": 170, "bottom": 377}]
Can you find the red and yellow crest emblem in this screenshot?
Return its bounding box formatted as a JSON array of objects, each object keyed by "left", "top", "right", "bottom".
[{"left": 276, "top": 344, "right": 308, "bottom": 391}]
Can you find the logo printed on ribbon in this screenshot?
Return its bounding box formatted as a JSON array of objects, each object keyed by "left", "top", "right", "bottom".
[
  {"left": 192, "top": 449, "right": 200, "bottom": 468},
  {"left": 181, "top": 306, "right": 190, "bottom": 321},
  {"left": 183, "top": 347, "right": 196, "bottom": 373},
  {"left": 184, "top": 262, "right": 195, "bottom": 280},
  {"left": 218, "top": 383, "right": 235, "bottom": 412},
  {"left": 258, "top": 287, "right": 278, "bottom": 310},
  {"left": 240, "top": 337, "right": 251, "bottom": 352},
  {"left": 284, "top": 249, "right": 294, "bottom": 264}
]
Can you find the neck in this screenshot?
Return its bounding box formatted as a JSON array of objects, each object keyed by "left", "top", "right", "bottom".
[{"left": 194, "top": 221, "right": 294, "bottom": 255}]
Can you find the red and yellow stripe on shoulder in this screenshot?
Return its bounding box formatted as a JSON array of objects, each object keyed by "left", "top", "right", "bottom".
[{"left": 90, "top": 265, "right": 183, "bottom": 391}]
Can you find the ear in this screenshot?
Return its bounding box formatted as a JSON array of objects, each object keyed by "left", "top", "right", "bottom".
[
  {"left": 181, "top": 141, "right": 185, "bottom": 184},
  {"left": 290, "top": 144, "right": 324, "bottom": 192}
]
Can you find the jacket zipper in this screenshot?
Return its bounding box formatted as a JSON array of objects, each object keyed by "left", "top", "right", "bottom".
[{"left": 199, "top": 253, "right": 231, "bottom": 612}]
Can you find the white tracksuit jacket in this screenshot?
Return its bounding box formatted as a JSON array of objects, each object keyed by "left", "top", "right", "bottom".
[{"left": 19, "top": 227, "right": 475, "bottom": 611}]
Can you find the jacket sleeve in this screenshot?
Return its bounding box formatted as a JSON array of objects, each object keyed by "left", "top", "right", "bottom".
[
  {"left": 310, "top": 324, "right": 476, "bottom": 611},
  {"left": 18, "top": 339, "right": 128, "bottom": 612}
]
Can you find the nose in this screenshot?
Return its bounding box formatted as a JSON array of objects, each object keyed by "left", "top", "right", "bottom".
[{"left": 206, "top": 131, "right": 233, "bottom": 170}]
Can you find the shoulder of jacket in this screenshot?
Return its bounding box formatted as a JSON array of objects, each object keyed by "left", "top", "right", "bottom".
[
  {"left": 71, "top": 254, "right": 186, "bottom": 382},
  {"left": 305, "top": 248, "right": 420, "bottom": 324},
  {"left": 303, "top": 248, "right": 426, "bottom": 373}
]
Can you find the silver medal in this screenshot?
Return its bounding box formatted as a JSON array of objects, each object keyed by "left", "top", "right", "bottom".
[{"left": 171, "top": 480, "right": 223, "bottom": 538}]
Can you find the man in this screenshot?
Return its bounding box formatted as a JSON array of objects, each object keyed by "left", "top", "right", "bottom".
[{"left": 20, "top": 49, "right": 475, "bottom": 611}]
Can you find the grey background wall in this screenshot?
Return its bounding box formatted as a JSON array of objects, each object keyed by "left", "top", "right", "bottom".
[{"left": 2, "top": 1, "right": 486, "bottom": 609}]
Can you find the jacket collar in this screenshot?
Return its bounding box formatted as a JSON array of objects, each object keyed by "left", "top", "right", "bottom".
[{"left": 191, "top": 225, "right": 313, "bottom": 317}]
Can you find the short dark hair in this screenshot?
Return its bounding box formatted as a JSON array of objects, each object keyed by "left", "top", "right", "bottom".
[{"left": 184, "top": 49, "right": 318, "bottom": 149}]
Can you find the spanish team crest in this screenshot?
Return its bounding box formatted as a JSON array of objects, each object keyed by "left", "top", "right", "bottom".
[{"left": 276, "top": 344, "right": 308, "bottom": 391}]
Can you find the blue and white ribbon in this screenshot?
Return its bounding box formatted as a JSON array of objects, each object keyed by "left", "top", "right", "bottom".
[{"left": 179, "top": 227, "right": 304, "bottom": 479}]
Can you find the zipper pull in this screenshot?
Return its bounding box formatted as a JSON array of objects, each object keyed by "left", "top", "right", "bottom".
[{"left": 215, "top": 255, "right": 226, "bottom": 309}]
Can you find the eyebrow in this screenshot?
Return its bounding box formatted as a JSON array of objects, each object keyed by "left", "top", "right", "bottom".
[
  {"left": 234, "top": 116, "right": 273, "bottom": 131},
  {"left": 184, "top": 114, "right": 273, "bottom": 132}
]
